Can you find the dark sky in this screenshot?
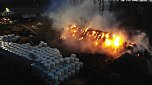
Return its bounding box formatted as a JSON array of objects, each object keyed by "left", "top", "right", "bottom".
[
  {"left": 0, "top": 0, "right": 51, "bottom": 8},
  {"left": 0, "top": 0, "right": 25, "bottom": 3},
  {"left": 0, "top": 0, "right": 51, "bottom": 3}
]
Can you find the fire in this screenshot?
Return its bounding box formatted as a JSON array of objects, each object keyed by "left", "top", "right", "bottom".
[
  {"left": 61, "top": 24, "right": 128, "bottom": 58},
  {"left": 105, "top": 39, "right": 112, "bottom": 47}
]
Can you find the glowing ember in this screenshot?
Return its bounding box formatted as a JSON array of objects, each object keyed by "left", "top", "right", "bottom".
[{"left": 60, "top": 24, "right": 131, "bottom": 58}]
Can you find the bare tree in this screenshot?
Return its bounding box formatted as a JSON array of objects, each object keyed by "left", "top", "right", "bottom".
[{"left": 93, "top": 0, "right": 105, "bottom": 15}]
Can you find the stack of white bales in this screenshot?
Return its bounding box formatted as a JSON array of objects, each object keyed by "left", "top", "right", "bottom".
[
  {"left": 0, "top": 34, "right": 19, "bottom": 42},
  {"left": 0, "top": 34, "right": 83, "bottom": 85},
  {"left": 31, "top": 46, "right": 83, "bottom": 85}
]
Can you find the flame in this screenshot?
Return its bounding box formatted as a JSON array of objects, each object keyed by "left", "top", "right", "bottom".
[{"left": 61, "top": 24, "right": 128, "bottom": 58}]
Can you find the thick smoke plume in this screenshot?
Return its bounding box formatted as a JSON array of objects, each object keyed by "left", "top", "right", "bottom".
[
  {"left": 49, "top": 0, "right": 152, "bottom": 56},
  {"left": 49, "top": 0, "right": 116, "bottom": 31}
]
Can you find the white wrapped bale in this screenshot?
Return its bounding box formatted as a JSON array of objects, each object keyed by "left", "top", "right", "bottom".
[
  {"left": 71, "top": 70, "right": 75, "bottom": 77},
  {"left": 1, "top": 41, "right": 5, "bottom": 47},
  {"left": 75, "top": 62, "right": 81, "bottom": 68},
  {"left": 11, "top": 34, "right": 15, "bottom": 38},
  {"left": 43, "top": 43, "right": 47, "bottom": 47},
  {"left": 55, "top": 71, "right": 62, "bottom": 80},
  {"left": 44, "top": 63, "right": 51, "bottom": 71},
  {"left": 5, "top": 42, "right": 9, "bottom": 47},
  {"left": 40, "top": 60, "right": 47, "bottom": 67},
  {"left": 54, "top": 59, "right": 60, "bottom": 67},
  {"left": 64, "top": 57, "right": 70, "bottom": 64},
  {"left": 70, "top": 54, "right": 76, "bottom": 58},
  {"left": 80, "top": 62, "right": 83, "bottom": 68},
  {"left": 52, "top": 75, "right": 58, "bottom": 85},
  {"left": 59, "top": 76, "right": 64, "bottom": 82},
  {"left": 29, "top": 52, "right": 36, "bottom": 59},
  {"left": 71, "top": 63, "right": 75, "bottom": 70},
  {"left": 59, "top": 58, "right": 64, "bottom": 64},
  {"left": 74, "top": 58, "right": 79, "bottom": 62},
  {"left": 54, "top": 48, "right": 60, "bottom": 54},
  {"left": 70, "top": 57, "right": 74, "bottom": 63},
  {"left": 67, "top": 65, "right": 72, "bottom": 72},
  {"left": 49, "top": 57, "right": 55, "bottom": 61},
  {"left": 50, "top": 61, "right": 56, "bottom": 69},
  {"left": 3, "top": 35, "right": 8, "bottom": 42},
  {"left": 59, "top": 68, "right": 64, "bottom": 76},
  {"left": 67, "top": 72, "right": 72, "bottom": 78},
  {"left": 63, "top": 74, "right": 68, "bottom": 80},
  {"left": 0, "top": 36, "right": 3, "bottom": 41},
  {"left": 50, "top": 69, "right": 56, "bottom": 73},
  {"left": 15, "top": 36, "right": 20, "bottom": 40},
  {"left": 47, "top": 72, "right": 54, "bottom": 80},
  {"left": 75, "top": 67, "right": 81, "bottom": 74},
  {"left": 8, "top": 35, "right": 13, "bottom": 42},
  {"left": 63, "top": 67, "right": 68, "bottom": 74}
]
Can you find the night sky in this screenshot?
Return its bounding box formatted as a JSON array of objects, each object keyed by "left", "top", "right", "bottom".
[{"left": 0, "top": 0, "right": 51, "bottom": 8}]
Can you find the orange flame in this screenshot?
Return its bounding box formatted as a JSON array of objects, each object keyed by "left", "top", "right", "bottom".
[{"left": 61, "top": 24, "right": 128, "bottom": 58}]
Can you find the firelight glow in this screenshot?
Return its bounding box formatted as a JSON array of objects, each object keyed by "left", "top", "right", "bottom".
[{"left": 60, "top": 24, "right": 127, "bottom": 58}]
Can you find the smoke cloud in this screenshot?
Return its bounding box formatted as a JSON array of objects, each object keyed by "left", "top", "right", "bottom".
[
  {"left": 131, "top": 31, "right": 152, "bottom": 54},
  {"left": 49, "top": 0, "right": 117, "bottom": 31}
]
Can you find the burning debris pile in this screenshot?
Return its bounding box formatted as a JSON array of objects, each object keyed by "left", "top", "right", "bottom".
[
  {"left": 60, "top": 24, "right": 137, "bottom": 58},
  {"left": 49, "top": 0, "right": 152, "bottom": 59}
]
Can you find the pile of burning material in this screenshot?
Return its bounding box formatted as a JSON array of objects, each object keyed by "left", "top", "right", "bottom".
[
  {"left": 60, "top": 24, "right": 139, "bottom": 58},
  {"left": 0, "top": 34, "right": 83, "bottom": 85}
]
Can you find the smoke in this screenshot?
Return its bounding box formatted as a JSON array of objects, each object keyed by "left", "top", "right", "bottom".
[
  {"left": 48, "top": 0, "right": 152, "bottom": 56},
  {"left": 49, "top": 0, "right": 117, "bottom": 31},
  {"left": 131, "top": 31, "right": 152, "bottom": 54}
]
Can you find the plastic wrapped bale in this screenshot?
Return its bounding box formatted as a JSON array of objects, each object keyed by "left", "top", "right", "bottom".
[
  {"left": 50, "top": 61, "right": 56, "bottom": 69},
  {"left": 0, "top": 36, "right": 3, "bottom": 41},
  {"left": 54, "top": 59, "right": 60, "bottom": 67},
  {"left": 26, "top": 43, "right": 31, "bottom": 50},
  {"left": 54, "top": 48, "right": 60, "bottom": 54},
  {"left": 58, "top": 54, "right": 62, "bottom": 58},
  {"left": 71, "top": 70, "right": 75, "bottom": 77},
  {"left": 59, "top": 58, "right": 64, "bottom": 64},
  {"left": 55, "top": 70, "right": 62, "bottom": 82},
  {"left": 52, "top": 75, "right": 58, "bottom": 85},
  {"left": 5, "top": 42, "right": 9, "bottom": 47},
  {"left": 39, "top": 60, "right": 45, "bottom": 67},
  {"left": 3, "top": 35, "right": 8, "bottom": 42},
  {"left": 39, "top": 41, "right": 45, "bottom": 47},
  {"left": 44, "top": 62, "right": 51, "bottom": 71},
  {"left": 64, "top": 57, "right": 70, "bottom": 64},
  {"left": 70, "top": 54, "right": 76, "bottom": 58},
  {"left": 29, "top": 52, "right": 36, "bottom": 60},
  {"left": 59, "top": 68, "right": 64, "bottom": 76},
  {"left": 1, "top": 41, "right": 5, "bottom": 47},
  {"left": 11, "top": 34, "right": 15, "bottom": 38},
  {"left": 34, "top": 58, "right": 43, "bottom": 66},
  {"left": 8, "top": 35, "right": 13, "bottom": 42},
  {"left": 71, "top": 63, "right": 76, "bottom": 70},
  {"left": 63, "top": 66, "right": 68, "bottom": 74},
  {"left": 47, "top": 72, "right": 55, "bottom": 85},
  {"left": 67, "top": 64, "right": 72, "bottom": 72},
  {"left": 15, "top": 36, "right": 20, "bottom": 41},
  {"left": 74, "top": 58, "right": 79, "bottom": 62},
  {"left": 43, "top": 43, "right": 47, "bottom": 47},
  {"left": 75, "top": 66, "right": 81, "bottom": 74}
]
